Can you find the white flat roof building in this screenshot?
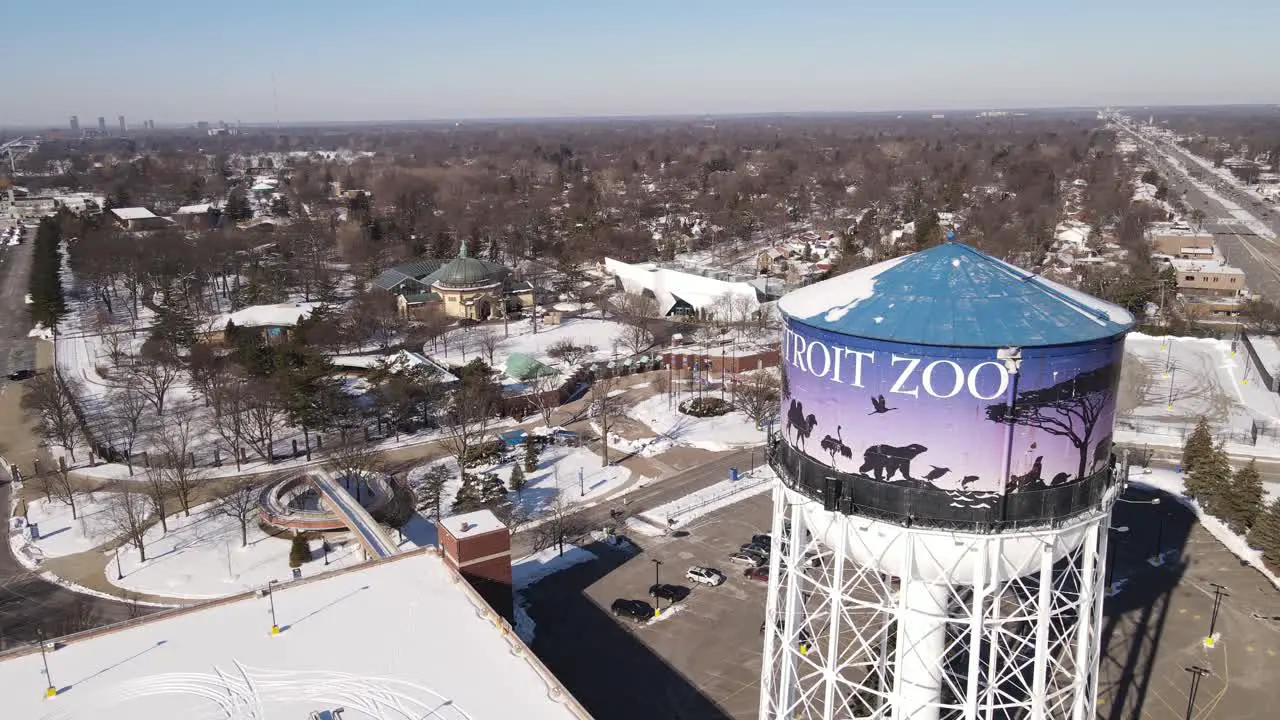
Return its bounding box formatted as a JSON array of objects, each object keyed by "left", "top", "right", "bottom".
[
  {"left": 0, "top": 550, "right": 590, "bottom": 720},
  {"left": 110, "top": 207, "right": 159, "bottom": 221}
]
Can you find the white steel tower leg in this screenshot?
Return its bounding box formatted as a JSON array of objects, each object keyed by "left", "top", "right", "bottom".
[
  {"left": 759, "top": 482, "right": 787, "bottom": 719},
  {"left": 963, "top": 542, "right": 988, "bottom": 720},
  {"left": 892, "top": 542, "right": 949, "bottom": 720},
  {"left": 1031, "top": 540, "right": 1056, "bottom": 720},
  {"left": 1071, "top": 522, "right": 1102, "bottom": 720},
  {"left": 821, "top": 519, "right": 847, "bottom": 715}
]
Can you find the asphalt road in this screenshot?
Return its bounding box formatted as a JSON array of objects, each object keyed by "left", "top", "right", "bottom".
[
  {"left": 511, "top": 445, "right": 763, "bottom": 557},
  {"left": 0, "top": 224, "right": 146, "bottom": 651},
  {"left": 1118, "top": 123, "right": 1280, "bottom": 303}
]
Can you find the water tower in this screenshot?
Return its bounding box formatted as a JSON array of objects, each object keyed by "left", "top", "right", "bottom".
[{"left": 763, "top": 240, "right": 1134, "bottom": 720}]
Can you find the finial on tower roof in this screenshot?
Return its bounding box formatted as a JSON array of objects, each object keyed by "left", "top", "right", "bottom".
[{"left": 458, "top": 238, "right": 469, "bottom": 258}]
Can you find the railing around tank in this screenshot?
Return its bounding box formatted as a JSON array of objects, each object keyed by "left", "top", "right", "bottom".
[{"left": 767, "top": 439, "right": 1119, "bottom": 532}]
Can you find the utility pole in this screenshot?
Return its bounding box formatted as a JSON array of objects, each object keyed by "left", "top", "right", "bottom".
[
  {"left": 651, "top": 559, "right": 663, "bottom": 615},
  {"left": 1184, "top": 666, "right": 1210, "bottom": 719},
  {"left": 1207, "top": 583, "right": 1229, "bottom": 639},
  {"left": 38, "top": 629, "right": 56, "bottom": 697}
]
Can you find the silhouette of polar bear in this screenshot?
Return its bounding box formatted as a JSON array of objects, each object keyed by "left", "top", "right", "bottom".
[{"left": 859, "top": 443, "right": 929, "bottom": 482}]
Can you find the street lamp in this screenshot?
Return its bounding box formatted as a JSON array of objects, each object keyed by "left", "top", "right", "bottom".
[
  {"left": 1184, "top": 666, "right": 1211, "bottom": 719},
  {"left": 267, "top": 579, "right": 281, "bottom": 635},
  {"left": 115, "top": 546, "right": 123, "bottom": 580},
  {"left": 37, "top": 629, "right": 56, "bottom": 698},
  {"left": 651, "top": 559, "right": 663, "bottom": 616}
]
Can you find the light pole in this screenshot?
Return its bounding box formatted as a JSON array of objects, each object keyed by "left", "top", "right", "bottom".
[
  {"left": 1184, "top": 666, "right": 1211, "bottom": 719},
  {"left": 651, "top": 559, "right": 663, "bottom": 615},
  {"left": 38, "top": 629, "right": 56, "bottom": 697},
  {"left": 1166, "top": 365, "right": 1177, "bottom": 411},
  {"left": 1207, "top": 583, "right": 1229, "bottom": 639},
  {"left": 115, "top": 546, "right": 123, "bottom": 580},
  {"left": 267, "top": 579, "right": 281, "bottom": 635}
]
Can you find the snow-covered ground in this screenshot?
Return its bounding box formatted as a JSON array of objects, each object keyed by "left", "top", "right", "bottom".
[
  {"left": 0, "top": 552, "right": 584, "bottom": 720},
  {"left": 8, "top": 493, "right": 120, "bottom": 562},
  {"left": 512, "top": 546, "right": 599, "bottom": 643},
  {"left": 431, "top": 317, "right": 628, "bottom": 369},
  {"left": 106, "top": 501, "right": 367, "bottom": 600},
  {"left": 1117, "top": 333, "right": 1280, "bottom": 455},
  {"left": 602, "top": 393, "right": 765, "bottom": 456},
  {"left": 640, "top": 468, "right": 776, "bottom": 529},
  {"left": 1127, "top": 466, "right": 1280, "bottom": 590},
  {"left": 407, "top": 442, "right": 634, "bottom": 520}
]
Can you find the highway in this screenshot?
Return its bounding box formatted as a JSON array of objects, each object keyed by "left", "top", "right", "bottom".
[{"left": 1116, "top": 121, "right": 1280, "bottom": 303}]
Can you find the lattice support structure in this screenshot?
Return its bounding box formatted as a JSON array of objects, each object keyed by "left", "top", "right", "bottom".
[{"left": 759, "top": 483, "right": 1114, "bottom": 720}]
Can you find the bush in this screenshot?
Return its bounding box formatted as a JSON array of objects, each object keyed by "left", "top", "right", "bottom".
[
  {"left": 289, "top": 534, "right": 311, "bottom": 568},
  {"left": 679, "top": 396, "right": 733, "bottom": 417}
]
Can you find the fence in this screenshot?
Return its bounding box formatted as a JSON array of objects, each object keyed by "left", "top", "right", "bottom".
[
  {"left": 1240, "top": 331, "right": 1280, "bottom": 392},
  {"left": 1114, "top": 417, "right": 1275, "bottom": 448}
]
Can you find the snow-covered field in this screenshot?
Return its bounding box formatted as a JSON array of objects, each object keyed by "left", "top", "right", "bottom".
[
  {"left": 107, "top": 501, "right": 367, "bottom": 600},
  {"left": 603, "top": 393, "right": 765, "bottom": 456},
  {"left": 8, "top": 493, "right": 119, "bottom": 561},
  {"left": 1117, "top": 333, "right": 1280, "bottom": 455},
  {"left": 640, "top": 468, "right": 776, "bottom": 529},
  {"left": 408, "top": 442, "right": 634, "bottom": 520},
  {"left": 431, "top": 317, "right": 628, "bottom": 370},
  {"left": 0, "top": 552, "right": 582, "bottom": 720},
  {"left": 1127, "top": 466, "right": 1280, "bottom": 590}
]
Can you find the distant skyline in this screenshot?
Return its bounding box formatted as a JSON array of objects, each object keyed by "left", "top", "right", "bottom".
[{"left": 5, "top": 0, "right": 1279, "bottom": 127}]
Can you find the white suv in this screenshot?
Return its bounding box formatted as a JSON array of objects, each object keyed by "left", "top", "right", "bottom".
[{"left": 686, "top": 566, "right": 725, "bottom": 587}]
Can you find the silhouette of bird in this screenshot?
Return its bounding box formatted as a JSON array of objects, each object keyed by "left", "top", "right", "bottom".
[
  {"left": 868, "top": 395, "right": 897, "bottom": 415},
  {"left": 923, "top": 465, "right": 950, "bottom": 482},
  {"left": 1050, "top": 471, "right": 1072, "bottom": 486},
  {"left": 960, "top": 475, "right": 980, "bottom": 489}
]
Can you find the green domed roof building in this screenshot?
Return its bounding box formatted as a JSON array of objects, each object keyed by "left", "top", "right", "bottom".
[{"left": 372, "top": 240, "right": 534, "bottom": 321}]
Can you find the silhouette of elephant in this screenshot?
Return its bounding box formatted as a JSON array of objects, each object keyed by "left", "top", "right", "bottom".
[{"left": 858, "top": 443, "right": 928, "bottom": 482}]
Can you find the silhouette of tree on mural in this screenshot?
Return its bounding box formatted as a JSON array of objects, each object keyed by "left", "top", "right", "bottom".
[{"left": 984, "top": 365, "right": 1115, "bottom": 485}]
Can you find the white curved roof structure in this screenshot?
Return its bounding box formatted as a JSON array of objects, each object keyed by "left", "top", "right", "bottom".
[{"left": 603, "top": 258, "right": 760, "bottom": 317}]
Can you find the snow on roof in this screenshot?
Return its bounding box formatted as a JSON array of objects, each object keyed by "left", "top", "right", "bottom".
[
  {"left": 1168, "top": 258, "right": 1246, "bottom": 275},
  {"left": 603, "top": 257, "right": 759, "bottom": 316},
  {"left": 780, "top": 243, "right": 1133, "bottom": 347},
  {"left": 213, "top": 302, "right": 324, "bottom": 329},
  {"left": 110, "top": 207, "right": 158, "bottom": 220},
  {"left": 175, "top": 203, "right": 212, "bottom": 214},
  {"left": 0, "top": 551, "right": 586, "bottom": 720},
  {"left": 440, "top": 509, "right": 508, "bottom": 537}
]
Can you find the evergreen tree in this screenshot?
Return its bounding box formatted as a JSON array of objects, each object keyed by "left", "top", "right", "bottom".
[
  {"left": 509, "top": 463, "right": 526, "bottom": 493},
  {"left": 289, "top": 534, "right": 311, "bottom": 567},
  {"left": 414, "top": 464, "right": 451, "bottom": 520},
  {"left": 524, "top": 438, "right": 539, "bottom": 473},
  {"left": 1247, "top": 499, "right": 1280, "bottom": 567},
  {"left": 1192, "top": 442, "right": 1232, "bottom": 516},
  {"left": 452, "top": 471, "right": 508, "bottom": 514},
  {"left": 1181, "top": 416, "right": 1215, "bottom": 495},
  {"left": 1223, "top": 459, "right": 1264, "bottom": 534}
]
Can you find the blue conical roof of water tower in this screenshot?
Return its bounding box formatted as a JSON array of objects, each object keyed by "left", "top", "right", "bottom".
[{"left": 777, "top": 233, "right": 1135, "bottom": 348}]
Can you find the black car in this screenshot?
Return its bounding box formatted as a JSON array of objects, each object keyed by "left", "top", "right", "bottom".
[
  {"left": 611, "top": 598, "right": 654, "bottom": 622},
  {"left": 7, "top": 369, "right": 35, "bottom": 381},
  {"left": 648, "top": 584, "right": 691, "bottom": 602},
  {"left": 751, "top": 534, "right": 772, "bottom": 548}
]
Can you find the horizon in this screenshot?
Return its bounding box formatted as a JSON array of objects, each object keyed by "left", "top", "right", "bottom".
[{"left": 5, "top": 0, "right": 1279, "bottom": 127}]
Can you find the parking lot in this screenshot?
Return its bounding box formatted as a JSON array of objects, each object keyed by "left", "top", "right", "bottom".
[{"left": 525, "top": 492, "right": 773, "bottom": 720}]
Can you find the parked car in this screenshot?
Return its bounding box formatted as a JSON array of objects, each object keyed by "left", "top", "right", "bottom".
[
  {"left": 611, "top": 598, "right": 654, "bottom": 622},
  {"left": 729, "top": 551, "right": 765, "bottom": 567},
  {"left": 740, "top": 542, "right": 770, "bottom": 556},
  {"left": 751, "top": 534, "right": 772, "bottom": 548},
  {"left": 649, "top": 584, "right": 691, "bottom": 602},
  {"left": 686, "top": 566, "right": 725, "bottom": 587},
  {"left": 741, "top": 546, "right": 769, "bottom": 562},
  {"left": 744, "top": 567, "right": 770, "bottom": 583},
  {"left": 6, "top": 369, "right": 35, "bottom": 381}
]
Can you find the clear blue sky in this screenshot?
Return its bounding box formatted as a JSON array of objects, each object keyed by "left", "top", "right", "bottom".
[{"left": 5, "top": 0, "right": 1277, "bottom": 126}]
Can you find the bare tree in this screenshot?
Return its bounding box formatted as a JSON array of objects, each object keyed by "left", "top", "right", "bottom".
[
  {"left": 22, "top": 371, "right": 81, "bottom": 462},
  {"left": 475, "top": 328, "right": 501, "bottom": 367},
  {"left": 610, "top": 291, "right": 658, "bottom": 325},
  {"left": 211, "top": 479, "right": 259, "bottom": 547},
  {"left": 735, "top": 369, "right": 781, "bottom": 429},
  {"left": 213, "top": 380, "right": 249, "bottom": 470},
  {"left": 524, "top": 371, "right": 564, "bottom": 426},
  {"left": 95, "top": 310, "right": 126, "bottom": 368},
  {"left": 106, "top": 381, "right": 149, "bottom": 475},
  {"left": 130, "top": 355, "right": 181, "bottom": 417},
  {"left": 441, "top": 380, "right": 497, "bottom": 466},
  {"left": 151, "top": 409, "right": 204, "bottom": 517},
  {"left": 324, "top": 438, "right": 383, "bottom": 482},
  {"left": 531, "top": 491, "right": 590, "bottom": 556},
  {"left": 588, "top": 373, "right": 623, "bottom": 465},
  {"left": 241, "top": 380, "right": 287, "bottom": 461},
  {"left": 619, "top": 323, "right": 653, "bottom": 356},
  {"left": 43, "top": 462, "right": 81, "bottom": 520},
  {"left": 546, "top": 339, "right": 596, "bottom": 366},
  {"left": 139, "top": 462, "right": 170, "bottom": 533},
  {"left": 104, "top": 480, "right": 151, "bottom": 562}
]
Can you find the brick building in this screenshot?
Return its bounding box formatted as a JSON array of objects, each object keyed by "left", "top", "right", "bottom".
[{"left": 438, "top": 510, "right": 513, "bottom": 623}]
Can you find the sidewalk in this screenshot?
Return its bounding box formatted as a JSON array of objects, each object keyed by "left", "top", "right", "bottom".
[{"left": 40, "top": 550, "right": 193, "bottom": 607}]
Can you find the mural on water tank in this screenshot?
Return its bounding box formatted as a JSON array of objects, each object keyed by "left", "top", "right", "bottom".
[{"left": 779, "top": 317, "right": 1124, "bottom": 503}]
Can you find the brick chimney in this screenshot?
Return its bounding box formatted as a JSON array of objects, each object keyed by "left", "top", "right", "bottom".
[{"left": 437, "top": 509, "right": 513, "bottom": 623}]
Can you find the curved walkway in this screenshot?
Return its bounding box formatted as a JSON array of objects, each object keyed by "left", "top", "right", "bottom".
[{"left": 310, "top": 472, "right": 398, "bottom": 559}]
